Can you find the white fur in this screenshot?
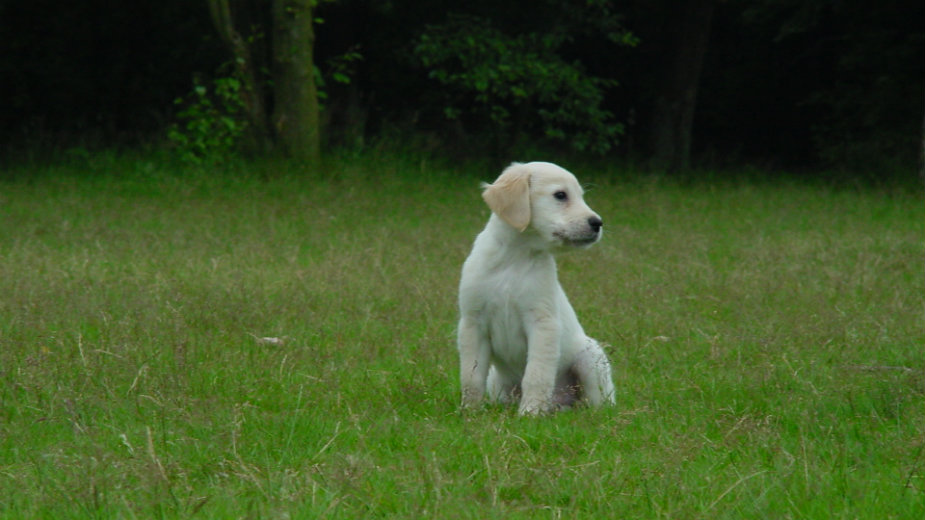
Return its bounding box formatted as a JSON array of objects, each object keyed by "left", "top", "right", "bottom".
[{"left": 457, "top": 161, "right": 616, "bottom": 415}]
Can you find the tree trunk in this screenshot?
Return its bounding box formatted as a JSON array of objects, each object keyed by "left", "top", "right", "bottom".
[
  {"left": 649, "top": 0, "right": 715, "bottom": 172},
  {"left": 272, "top": 0, "right": 321, "bottom": 164},
  {"left": 206, "top": 0, "right": 271, "bottom": 151}
]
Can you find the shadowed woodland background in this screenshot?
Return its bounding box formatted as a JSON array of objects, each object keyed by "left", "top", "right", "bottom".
[{"left": 1, "top": 0, "right": 922, "bottom": 178}]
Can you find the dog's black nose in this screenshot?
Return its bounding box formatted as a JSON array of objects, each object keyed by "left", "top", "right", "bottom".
[{"left": 589, "top": 216, "right": 603, "bottom": 233}]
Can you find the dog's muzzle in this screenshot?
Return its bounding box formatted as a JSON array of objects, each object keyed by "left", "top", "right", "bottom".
[{"left": 556, "top": 216, "right": 603, "bottom": 247}]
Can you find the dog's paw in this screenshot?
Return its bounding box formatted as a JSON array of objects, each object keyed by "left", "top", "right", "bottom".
[
  {"left": 518, "top": 399, "right": 555, "bottom": 416},
  {"left": 460, "top": 399, "right": 481, "bottom": 410},
  {"left": 460, "top": 388, "right": 485, "bottom": 410}
]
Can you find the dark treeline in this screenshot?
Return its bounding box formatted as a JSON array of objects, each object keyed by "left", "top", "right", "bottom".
[{"left": 1, "top": 0, "right": 922, "bottom": 176}]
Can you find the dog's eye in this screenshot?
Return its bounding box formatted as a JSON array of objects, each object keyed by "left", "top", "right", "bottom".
[{"left": 554, "top": 191, "right": 568, "bottom": 201}]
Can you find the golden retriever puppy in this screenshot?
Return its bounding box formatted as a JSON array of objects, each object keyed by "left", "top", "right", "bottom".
[{"left": 458, "top": 162, "right": 615, "bottom": 415}]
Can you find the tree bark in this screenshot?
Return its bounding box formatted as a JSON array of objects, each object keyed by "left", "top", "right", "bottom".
[
  {"left": 206, "top": 0, "right": 271, "bottom": 150},
  {"left": 272, "top": 0, "right": 321, "bottom": 164},
  {"left": 649, "top": 0, "right": 715, "bottom": 172}
]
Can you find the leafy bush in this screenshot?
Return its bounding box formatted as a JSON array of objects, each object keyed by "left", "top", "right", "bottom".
[
  {"left": 414, "top": 14, "right": 631, "bottom": 155},
  {"left": 167, "top": 76, "right": 248, "bottom": 164}
]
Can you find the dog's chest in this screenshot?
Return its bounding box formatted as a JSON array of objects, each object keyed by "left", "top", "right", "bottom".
[
  {"left": 482, "top": 292, "right": 529, "bottom": 367},
  {"left": 475, "top": 262, "right": 553, "bottom": 362},
  {"left": 482, "top": 279, "right": 525, "bottom": 328}
]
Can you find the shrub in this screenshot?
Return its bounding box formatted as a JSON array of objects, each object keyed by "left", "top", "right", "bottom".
[{"left": 167, "top": 76, "right": 248, "bottom": 165}]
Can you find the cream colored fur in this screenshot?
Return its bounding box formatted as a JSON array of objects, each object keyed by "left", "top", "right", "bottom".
[{"left": 457, "top": 161, "right": 616, "bottom": 415}]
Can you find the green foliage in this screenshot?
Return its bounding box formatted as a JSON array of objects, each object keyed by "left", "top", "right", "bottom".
[
  {"left": 167, "top": 75, "right": 248, "bottom": 164},
  {"left": 327, "top": 47, "right": 363, "bottom": 87},
  {"left": 414, "top": 14, "right": 630, "bottom": 154},
  {"left": 3, "top": 1, "right": 920, "bottom": 175},
  {"left": 316, "top": 46, "right": 364, "bottom": 105}
]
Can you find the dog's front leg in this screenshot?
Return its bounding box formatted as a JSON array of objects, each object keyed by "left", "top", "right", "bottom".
[
  {"left": 458, "top": 315, "right": 490, "bottom": 408},
  {"left": 519, "top": 314, "right": 560, "bottom": 415}
]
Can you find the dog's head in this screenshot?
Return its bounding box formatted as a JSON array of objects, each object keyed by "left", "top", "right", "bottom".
[{"left": 482, "top": 162, "right": 602, "bottom": 248}]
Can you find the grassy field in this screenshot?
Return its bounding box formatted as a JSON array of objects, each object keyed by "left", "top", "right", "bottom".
[{"left": 0, "top": 152, "right": 923, "bottom": 518}]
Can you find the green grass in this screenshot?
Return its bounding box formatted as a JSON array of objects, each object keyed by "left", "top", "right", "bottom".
[{"left": 1, "top": 153, "right": 923, "bottom": 518}]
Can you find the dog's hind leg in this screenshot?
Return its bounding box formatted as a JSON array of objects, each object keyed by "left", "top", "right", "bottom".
[{"left": 572, "top": 337, "right": 615, "bottom": 406}]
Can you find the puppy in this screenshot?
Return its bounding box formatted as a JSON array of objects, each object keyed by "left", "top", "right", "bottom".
[{"left": 457, "top": 162, "right": 615, "bottom": 415}]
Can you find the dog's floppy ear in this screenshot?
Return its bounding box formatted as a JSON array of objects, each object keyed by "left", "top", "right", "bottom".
[{"left": 482, "top": 163, "right": 531, "bottom": 232}]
